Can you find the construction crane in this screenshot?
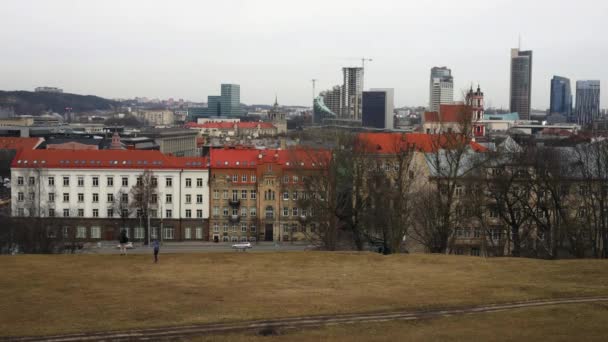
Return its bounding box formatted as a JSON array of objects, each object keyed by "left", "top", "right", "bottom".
[{"left": 361, "top": 58, "right": 373, "bottom": 69}]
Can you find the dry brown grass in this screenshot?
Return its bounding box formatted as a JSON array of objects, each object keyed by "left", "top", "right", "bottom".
[
  {"left": 1, "top": 252, "right": 608, "bottom": 337},
  {"left": 192, "top": 303, "right": 608, "bottom": 342}
]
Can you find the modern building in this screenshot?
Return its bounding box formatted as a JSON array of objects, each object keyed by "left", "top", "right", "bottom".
[
  {"left": 313, "top": 97, "right": 337, "bottom": 124},
  {"left": 10, "top": 149, "right": 210, "bottom": 241},
  {"left": 140, "top": 128, "right": 199, "bottom": 157},
  {"left": 135, "top": 110, "right": 175, "bottom": 126},
  {"left": 342, "top": 67, "right": 364, "bottom": 120},
  {"left": 202, "top": 84, "right": 243, "bottom": 118},
  {"left": 575, "top": 80, "right": 601, "bottom": 126},
  {"left": 550, "top": 76, "right": 573, "bottom": 120},
  {"left": 509, "top": 49, "right": 533, "bottom": 120},
  {"left": 429, "top": 67, "right": 454, "bottom": 113},
  {"left": 362, "top": 88, "right": 394, "bottom": 129}
]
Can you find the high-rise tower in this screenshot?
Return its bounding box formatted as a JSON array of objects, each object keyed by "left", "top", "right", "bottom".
[
  {"left": 509, "top": 48, "right": 533, "bottom": 120},
  {"left": 429, "top": 67, "right": 454, "bottom": 113},
  {"left": 341, "top": 67, "right": 364, "bottom": 120},
  {"left": 575, "top": 80, "right": 600, "bottom": 126},
  {"left": 550, "top": 76, "right": 573, "bottom": 121}
]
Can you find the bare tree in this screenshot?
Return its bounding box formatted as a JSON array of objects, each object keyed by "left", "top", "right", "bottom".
[{"left": 129, "top": 170, "right": 158, "bottom": 245}]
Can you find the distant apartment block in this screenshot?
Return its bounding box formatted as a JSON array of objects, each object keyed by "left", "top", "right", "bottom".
[{"left": 135, "top": 110, "right": 175, "bottom": 126}]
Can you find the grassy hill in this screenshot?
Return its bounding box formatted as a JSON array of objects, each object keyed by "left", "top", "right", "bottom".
[
  {"left": 1, "top": 252, "right": 607, "bottom": 337},
  {"left": 0, "top": 90, "right": 119, "bottom": 115}
]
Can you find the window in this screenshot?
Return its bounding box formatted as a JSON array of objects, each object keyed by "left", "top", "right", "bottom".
[
  {"left": 264, "top": 190, "right": 275, "bottom": 200},
  {"left": 149, "top": 209, "right": 157, "bottom": 218},
  {"left": 63, "top": 209, "right": 70, "bottom": 217},
  {"left": 134, "top": 227, "right": 144, "bottom": 239},
  {"left": 293, "top": 175, "right": 299, "bottom": 183},
  {"left": 136, "top": 177, "right": 143, "bottom": 186},
  {"left": 291, "top": 223, "right": 299, "bottom": 233},
  {"left": 241, "top": 207, "right": 247, "bottom": 217},
  {"left": 231, "top": 225, "right": 238, "bottom": 232},
  {"left": 242, "top": 175, "right": 247, "bottom": 182},
  {"left": 122, "top": 177, "right": 128, "bottom": 187},
  {"left": 151, "top": 177, "right": 158, "bottom": 187},
  {"left": 186, "top": 178, "right": 192, "bottom": 187},
  {"left": 213, "top": 190, "right": 219, "bottom": 199},
  {"left": 232, "top": 208, "right": 239, "bottom": 216},
  {"left": 150, "top": 194, "right": 157, "bottom": 203},
  {"left": 265, "top": 206, "right": 274, "bottom": 219},
  {"left": 196, "top": 228, "right": 203, "bottom": 239},
  {"left": 197, "top": 178, "right": 203, "bottom": 187},
  {"left": 121, "top": 209, "right": 129, "bottom": 218},
  {"left": 250, "top": 224, "right": 256, "bottom": 232},
  {"left": 17, "top": 192, "right": 24, "bottom": 202},
  {"left": 293, "top": 191, "right": 298, "bottom": 201},
  {"left": 241, "top": 190, "right": 247, "bottom": 199},
  {"left": 27, "top": 192, "right": 34, "bottom": 202},
  {"left": 166, "top": 209, "right": 172, "bottom": 218},
  {"left": 62, "top": 193, "right": 69, "bottom": 202},
  {"left": 92, "top": 193, "right": 99, "bottom": 203},
  {"left": 213, "top": 206, "right": 219, "bottom": 217},
  {"left": 163, "top": 227, "right": 174, "bottom": 240},
  {"left": 17, "top": 177, "right": 24, "bottom": 186},
  {"left": 185, "top": 227, "right": 192, "bottom": 239},
  {"left": 185, "top": 194, "right": 192, "bottom": 204},
  {"left": 107, "top": 208, "right": 114, "bottom": 217},
  {"left": 283, "top": 207, "right": 289, "bottom": 217},
  {"left": 185, "top": 209, "right": 192, "bottom": 218},
  {"left": 78, "top": 193, "right": 84, "bottom": 202},
  {"left": 17, "top": 208, "right": 24, "bottom": 217},
  {"left": 241, "top": 223, "right": 247, "bottom": 232},
  {"left": 107, "top": 193, "right": 114, "bottom": 203},
  {"left": 91, "top": 226, "right": 101, "bottom": 239},
  {"left": 25, "top": 177, "right": 34, "bottom": 186},
  {"left": 222, "top": 190, "right": 229, "bottom": 199},
  {"left": 283, "top": 175, "right": 289, "bottom": 183},
  {"left": 92, "top": 177, "right": 99, "bottom": 187},
  {"left": 197, "top": 194, "right": 203, "bottom": 204},
  {"left": 49, "top": 192, "right": 55, "bottom": 203},
  {"left": 251, "top": 190, "right": 257, "bottom": 199},
  {"left": 283, "top": 224, "right": 289, "bottom": 233},
  {"left": 121, "top": 193, "right": 129, "bottom": 203},
  {"left": 78, "top": 209, "right": 84, "bottom": 217},
  {"left": 77, "top": 226, "right": 86, "bottom": 239},
  {"left": 250, "top": 207, "right": 257, "bottom": 217},
  {"left": 48, "top": 208, "right": 55, "bottom": 217},
  {"left": 302, "top": 208, "right": 307, "bottom": 217},
  {"left": 92, "top": 209, "right": 99, "bottom": 217},
  {"left": 251, "top": 175, "right": 257, "bottom": 182},
  {"left": 166, "top": 178, "right": 173, "bottom": 187},
  {"left": 232, "top": 175, "right": 238, "bottom": 182},
  {"left": 48, "top": 177, "right": 55, "bottom": 186},
  {"left": 283, "top": 191, "right": 289, "bottom": 200},
  {"left": 63, "top": 176, "right": 69, "bottom": 186},
  {"left": 223, "top": 224, "right": 229, "bottom": 232},
  {"left": 196, "top": 209, "right": 203, "bottom": 218},
  {"left": 166, "top": 194, "right": 172, "bottom": 204},
  {"left": 292, "top": 207, "right": 299, "bottom": 216},
  {"left": 213, "top": 224, "right": 220, "bottom": 233}
]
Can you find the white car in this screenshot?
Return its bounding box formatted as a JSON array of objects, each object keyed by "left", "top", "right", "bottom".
[
  {"left": 116, "top": 242, "right": 134, "bottom": 249},
  {"left": 232, "top": 242, "right": 252, "bottom": 251}
]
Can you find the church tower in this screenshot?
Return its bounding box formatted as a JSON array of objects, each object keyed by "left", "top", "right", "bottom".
[
  {"left": 268, "top": 96, "right": 287, "bottom": 134},
  {"left": 467, "top": 85, "right": 484, "bottom": 121}
]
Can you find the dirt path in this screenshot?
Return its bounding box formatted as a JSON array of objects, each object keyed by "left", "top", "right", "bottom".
[{"left": 6, "top": 296, "right": 608, "bottom": 341}]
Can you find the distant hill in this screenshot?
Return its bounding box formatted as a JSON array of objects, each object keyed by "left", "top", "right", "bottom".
[{"left": 0, "top": 90, "right": 119, "bottom": 115}]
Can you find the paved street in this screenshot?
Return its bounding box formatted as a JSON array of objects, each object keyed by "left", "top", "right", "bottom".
[{"left": 84, "top": 241, "right": 313, "bottom": 254}]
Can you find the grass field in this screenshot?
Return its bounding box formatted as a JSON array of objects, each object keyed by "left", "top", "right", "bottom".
[
  {"left": 192, "top": 303, "right": 608, "bottom": 341},
  {"left": 1, "top": 252, "right": 608, "bottom": 337}
]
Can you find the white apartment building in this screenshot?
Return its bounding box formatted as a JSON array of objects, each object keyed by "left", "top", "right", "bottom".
[
  {"left": 429, "top": 67, "right": 454, "bottom": 113},
  {"left": 11, "top": 149, "right": 209, "bottom": 241}
]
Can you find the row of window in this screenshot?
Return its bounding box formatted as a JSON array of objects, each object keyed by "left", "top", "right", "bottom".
[
  {"left": 213, "top": 189, "right": 257, "bottom": 200},
  {"left": 213, "top": 223, "right": 257, "bottom": 232},
  {"left": 47, "top": 226, "right": 205, "bottom": 240},
  {"left": 16, "top": 207, "right": 178, "bottom": 218},
  {"left": 27, "top": 192, "right": 204, "bottom": 206},
  {"left": 214, "top": 236, "right": 257, "bottom": 242},
  {"left": 16, "top": 176, "right": 205, "bottom": 188}
]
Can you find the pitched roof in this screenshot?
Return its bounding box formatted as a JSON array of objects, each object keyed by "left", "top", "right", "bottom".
[
  {"left": 186, "top": 122, "right": 276, "bottom": 130},
  {"left": 210, "top": 148, "right": 330, "bottom": 169},
  {"left": 424, "top": 104, "right": 470, "bottom": 123},
  {"left": 356, "top": 133, "right": 488, "bottom": 154},
  {"left": 11, "top": 149, "right": 208, "bottom": 170},
  {"left": 0, "top": 137, "right": 44, "bottom": 151}
]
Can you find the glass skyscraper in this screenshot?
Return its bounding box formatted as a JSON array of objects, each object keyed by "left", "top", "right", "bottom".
[
  {"left": 550, "top": 76, "right": 572, "bottom": 120},
  {"left": 575, "top": 80, "right": 600, "bottom": 126},
  {"left": 510, "top": 49, "right": 533, "bottom": 120},
  {"left": 204, "top": 84, "right": 243, "bottom": 117}
]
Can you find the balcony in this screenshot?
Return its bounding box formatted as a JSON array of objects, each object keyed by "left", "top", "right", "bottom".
[
  {"left": 229, "top": 199, "right": 241, "bottom": 207},
  {"left": 229, "top": 214, "right": 240, "bottom": 223},
  {"left": 298, "top": 215, "right": 308, "bottom": 223}
]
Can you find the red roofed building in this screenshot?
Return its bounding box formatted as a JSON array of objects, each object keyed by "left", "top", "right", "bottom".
[
  {"left": 0, "top": 137, "right": 44, "bottom": 178},
  {"left": 10, "top": 149, "right": 210, "bottom": 242},
  {"left": 356, "top": 132, "right": 487, "bottom": 154},
  {"left": 423, "top": 86, "right": 486, "bottom": 137},
  {"left": 209, "top": 147, "right": 329, "bottom": 242}
]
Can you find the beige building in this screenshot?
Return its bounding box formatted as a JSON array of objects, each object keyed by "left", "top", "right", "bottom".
[{"left": 136, "top": 110, "right": 175, "bottom": 126}]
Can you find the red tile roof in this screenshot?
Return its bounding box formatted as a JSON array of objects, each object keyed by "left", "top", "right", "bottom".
[
  {"left": 0, "top": 137, "right": 43, "bottom": 151},
  {"left": 424, "top": 104, "right": 471, "bottom": 123},
  {"left": 210, "top": 148, "right": 330, "bottom": 169},
  {"left": 12, "top": 149, "right": 208, "bottom": 170},
  {"left": 357, "top": 133, "right": 487, "bottom": 153}
]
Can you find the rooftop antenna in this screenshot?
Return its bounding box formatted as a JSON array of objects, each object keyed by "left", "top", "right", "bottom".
[
  {"left": 311, "top": 79, "right": 317, "bottom": 103},
  {"left": 518, "top": 34, "right": 522, "bottom": 50}
]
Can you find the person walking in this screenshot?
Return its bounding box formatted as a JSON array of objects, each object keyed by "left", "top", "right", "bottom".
[
  {"left": 152, "top": 239, "right": 160, "bottom": 263},
  {"left": 119, "top": 229, "right": 129, "bottom": 255}
]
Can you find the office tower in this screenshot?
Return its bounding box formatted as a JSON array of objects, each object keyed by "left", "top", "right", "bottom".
[
  {"left": 550, "top": 76, "right": 572, "bottom": 120},
  {"left": 575, "top": 80, "right": 601, "bottom": 126},
  {"left": 362, "top": 88, "right": 394, "bottom": 129},
  {"left": 509, "top": 48, "right": 533, "bottom": 120},
  {"left": 321, "top": 85, "right": 342, "bottom": 116},
  {"left": 204, "top": 84, "right": 242, "bottom": 117},
  {"left": 341, "top": 67, "right": 364, "bottom": 120},
  {"left": 429, "top": 67, "right": 454, "bottom": 113}
]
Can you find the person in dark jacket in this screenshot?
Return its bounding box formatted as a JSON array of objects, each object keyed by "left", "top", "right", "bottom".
[
  {"left": 152, "top": 239, "right": 160, "bottom": 263},
  {"left": 119, "top": 229, "right": 129, "bottom": 255}
]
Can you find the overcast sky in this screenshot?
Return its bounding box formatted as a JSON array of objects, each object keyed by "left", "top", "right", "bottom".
[{"left": 1, "top": 0, "right": 607, "bottom": 108}]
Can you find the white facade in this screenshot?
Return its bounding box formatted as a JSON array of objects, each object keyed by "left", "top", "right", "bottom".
[
  {"left": 429, "top": 78, "right": 454, "bottom": 113},
  {"left": 11, "top": 167, "right": 209, "bottom": 220}
]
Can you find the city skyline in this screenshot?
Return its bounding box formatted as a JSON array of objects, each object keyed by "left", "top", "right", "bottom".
[{"left": 1, "top": 0, "right": 608, "bottom": 108}]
